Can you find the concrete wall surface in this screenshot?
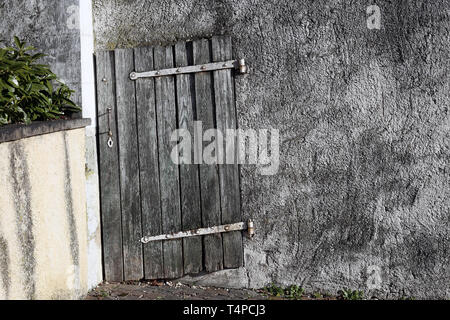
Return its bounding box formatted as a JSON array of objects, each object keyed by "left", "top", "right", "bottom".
[
  {"left": 0, "top": 0, "right": 103, "bottom": 291},
  {"left": 0, "top": 0, "right": 82, "bottom": 105},
  {"left": 0, "top": 128, "right": 89, "bottom": 299},
  {"left": 93, "top": 0, "right": 450, "bottom": 299}
]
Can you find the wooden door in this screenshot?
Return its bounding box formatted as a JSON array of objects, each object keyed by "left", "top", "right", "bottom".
[{"left": 96, "top": 36, "right": 243, "bottom": 281}]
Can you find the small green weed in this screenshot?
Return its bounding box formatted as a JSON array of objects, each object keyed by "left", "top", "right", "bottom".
[
  {"left": 263, "top": 283, "right": 305, "bottom": 299},
  {"left": 340, "top": 288, "right": 364, "bottom": 300},
  {"left": 264, "top": 283, "right": 285, "bottom": 297},
  {"left": 284, "top": 285, "right": 305, "bottom": 299},
  {"left": 313, "top": 292, "right": 322, "bottom": 299}
]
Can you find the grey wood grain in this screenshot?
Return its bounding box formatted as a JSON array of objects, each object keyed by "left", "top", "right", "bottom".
[
  {"left": 211, "top": 36, "right": 243, "bottom": 268},
  {"left": 154, "top": 45, "right": 184, "bottom": 279},
  {"left": 193, "top": 39, "right": 224, "bottom": 272},
  {"left": 134, "top": 46, "right": 164, "bottom": 279},
  {"left": 96, "top": 50, "right": 124, "bottom": 282},
  {"left": 174, "top": 41, "right": 203, "bottom": 274},
  {"left": 114, "top": 48, "right": 144, "bottom": 280}
]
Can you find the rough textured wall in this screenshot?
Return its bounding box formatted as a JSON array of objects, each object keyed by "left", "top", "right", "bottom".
[
  {"left": 93, "top": 0, "right": 450, "bottom": 298},
  {"left": 0, "top": 128, "right": 88, "bottom": 300},
  {"left": 0, "top": 0, "right": 82, "bottom": 105}
]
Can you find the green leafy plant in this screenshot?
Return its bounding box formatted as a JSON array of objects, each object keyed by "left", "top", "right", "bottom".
[
  {"left": 264, "top": 283, "right": 285, "bottom": 297},
  {"left": 340, "top": 288, "right": 364, "bottom": 300},
  {"left": 263, "top": 283, "right": 305, "bottom": 299},
  {"left": 284, "top": 285, "right": 305, "bottom": 299},
  {"left": 313, "top": 292, "right": 323, "bottom": 299},
  {"left": 0, "top": 36, "right": 80, "bottom": 125}
]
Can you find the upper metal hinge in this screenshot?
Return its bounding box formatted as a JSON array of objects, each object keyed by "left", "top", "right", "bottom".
[{"left": 130, "top": 59, "right": 248, "bottom": 80}]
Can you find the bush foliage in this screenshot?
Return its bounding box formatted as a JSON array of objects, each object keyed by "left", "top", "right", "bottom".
[{"left": 0, "top": 37, "right": 80, "bottom": 125}]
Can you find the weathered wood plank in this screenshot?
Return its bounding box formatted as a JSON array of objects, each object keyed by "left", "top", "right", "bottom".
[
  {"left": 174, "top": 41, "right": 203, "bottom": 274},
  {"left": 134, "top": 46, "right": 164, "bottom": 279},
  {"left": 96, "top": 50, "right": 124, "bottom": 282},
  {"left": 114, "top": 48, "right": 144, "bottom": 280},
  {"left": 211, "top": 36, "right": 243, "bottom": 268},
  {"left": 154, "top": 45, "right": 184, "bottom": 278},
  {"left": 193, "top": 39, "right": 224, "bottom": 272}
]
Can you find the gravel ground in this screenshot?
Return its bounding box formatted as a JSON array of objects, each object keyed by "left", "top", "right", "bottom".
[
  {"left": 85, "top": 281, "right": 267, "bottom": 300},
  {"left": 85, "top": 281, "right": 344, "bottom": 300}
]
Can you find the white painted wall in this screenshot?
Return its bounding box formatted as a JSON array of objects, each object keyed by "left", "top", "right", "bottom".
[{"left": 79, "top": 0, "right": 103, "bottom": 290}]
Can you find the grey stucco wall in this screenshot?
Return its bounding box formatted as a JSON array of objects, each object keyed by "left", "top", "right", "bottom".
[
  {"left": 93, "top": 0, "right": 450, "bottom": 298},
  {"left": 0, "top": 0, "right": 82, "bottom": 105}
]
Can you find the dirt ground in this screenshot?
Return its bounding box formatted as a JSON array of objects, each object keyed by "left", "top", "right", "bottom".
[
  {"left": 85, "top": 281, "right": 344, "bottom": 300},
  {"left": 85, "top": 281, "right": 267, "bottom": 300}
]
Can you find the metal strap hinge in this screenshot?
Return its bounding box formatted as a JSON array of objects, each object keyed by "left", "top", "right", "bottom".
[
  {"left": 140, "top": 219, "right": 254, "bottom": 243},
  {"left": 130, "top": 59, "right": 248, "bottom": 80}
]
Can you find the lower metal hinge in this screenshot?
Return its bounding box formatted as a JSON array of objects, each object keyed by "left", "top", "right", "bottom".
[{"left": 140, "top": 219, "right": 254, "bottom": 243}]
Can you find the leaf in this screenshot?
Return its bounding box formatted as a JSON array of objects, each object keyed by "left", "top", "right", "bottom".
[
  {"left": 0, "top": 36, "right": 81, "bottom": 126},
  {"left": 13, "top": 36, "right": 22, "bottom": 49}
]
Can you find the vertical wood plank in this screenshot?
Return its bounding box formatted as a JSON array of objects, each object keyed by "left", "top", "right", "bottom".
[
  {"left": 134, "top": 47, "right": 164, "bottom": 279},
  {"left": 174, "top": 42, "right": 203, "bottom": 274},
  {"left": 114, "top": 48, "right": 143, "bottom": 280},
  {"left": 96, "top": 50, "right": 124, "bottom": 282},
  {"left": 154, "top": 45, "right": 184, "bottom": 279},
  {"left": 211, "top": 36, "right": 243, "bottom": 268},
  {"left": 193, "top": 39, "right": 224, "bottom": 272}
]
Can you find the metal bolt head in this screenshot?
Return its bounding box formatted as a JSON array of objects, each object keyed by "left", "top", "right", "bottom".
[{"left": 102, "top": 78, "right": 107, "bottom": 82}]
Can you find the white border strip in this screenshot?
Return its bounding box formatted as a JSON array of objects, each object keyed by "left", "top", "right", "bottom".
[{"left": 79, "top": 0, "right": 96, "bottom": 128}]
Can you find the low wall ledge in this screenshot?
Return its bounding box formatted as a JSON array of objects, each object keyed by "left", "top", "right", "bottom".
[{"left": 0, "top": 118, "right": 91, "bottom": 143}]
